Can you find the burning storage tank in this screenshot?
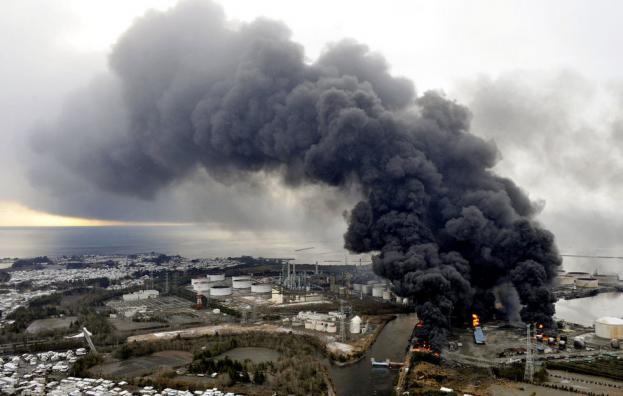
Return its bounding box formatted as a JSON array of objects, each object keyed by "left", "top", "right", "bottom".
[
  {"left": 251, "top": 283, "right": 272, "bottom": 293},
  {"left": 574, "top": 277, "right": 598, "bottom": 288},
  {"left": 372, "top": 286, "right": 385, "bottom": 298},
  {"left": 595, "top": 317, "right": 623, "bottom": 339},
  {"left": 207, "top": 273, "right": 225, "bottom": 282},
  {"left": 209, "top": 285, "right": 233, "bottom": 297}
]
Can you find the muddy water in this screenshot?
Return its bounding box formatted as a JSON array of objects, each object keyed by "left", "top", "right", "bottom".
[{"left": 329, "top": 314, "right": 417, "bottom": 396}]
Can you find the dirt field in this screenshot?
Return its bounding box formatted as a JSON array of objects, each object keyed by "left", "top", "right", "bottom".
[
  {"left": 91, "top": 350, "right": 193, "bottom": 378},
  {"left": 26, "top": 316, "right": 77, "bottom": 334}
]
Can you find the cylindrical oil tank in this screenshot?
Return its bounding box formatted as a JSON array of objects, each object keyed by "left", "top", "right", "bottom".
[
  {"left": 372, "top": 286, "right": 384, "bottom": 298},
  {"left": 353, "top": 283, "right": 363, "bottom": 292},
  {"left": 305, "top": 321, "right": 314, "bottom": 330},
  {"left": 315, "top": 322, "right": 326, "bottom": 332},
  {"left": 326, "top": 323, "right": 337, "bottom": 333},
  {"left": 191, "top": 278, "right": 211, "bottom": 287},
  {"left": 595, "top": 317, "right": 623, "bottom": 339},
  {"left": 574, "top": 277, "right": 598, "bottom": 288},
  {"left": 556, "top": 275, "right": 575, "bottom": 286},
  {"left": 382, "top": 290, "right": 391, "bottom": 300},
  {"left": 209, "top": 285, "right": 233, "bottom": 297},
  {"left": 593, "top": 274, "right": 620, "bottom": 286},
  {"left": 251, "top": 283, "right": 272, "bottom": 293},
  {"left": 207, "top": 274, "right": 225, "bottom": 282},
  {"left": 350, "top": 315, "right": 362, "bottom": 334},
  {"left": 233, "top": 279, "right": 252, "bottom": 289},
  {"left": 573, "top": 337, "right": 586, "bottom": 349},
  {"left": 567, "top": 271, "right": 591, "bottom": 279},
  {"left": 232, "top": 275, "right": 252, "bottom": 281},
  {"left": 361, "top": 285, "right": 371, "bottom": 295}
]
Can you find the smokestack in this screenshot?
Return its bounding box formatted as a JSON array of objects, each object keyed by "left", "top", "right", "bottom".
[{"left": 37, "top": 0, "right": 561, "bottom": 349}]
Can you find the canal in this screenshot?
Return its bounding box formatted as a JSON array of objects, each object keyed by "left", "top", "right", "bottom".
[{"left": 329, "top": 313, "right": 418, "bottom": 396}]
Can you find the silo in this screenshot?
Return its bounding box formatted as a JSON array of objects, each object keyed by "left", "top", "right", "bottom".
[
  {"left": 372, "top": 286, "right": 384, "bottom": 298},
  {"left": 350, "top": 316, "right": 362, "bottom": 334},
  {"left": 233, "top": 279, "right": 252, "bottom": 289},
  {"left": 209, "top": 285, "right": 233, "bottom": 297},
  {"left": 251, "top": 283, "right": 272, "bottom": 293},
  {"left": 595, "top": 317, "right": 623, "bottom": 339}
]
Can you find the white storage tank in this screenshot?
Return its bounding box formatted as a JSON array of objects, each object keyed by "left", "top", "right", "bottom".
[
  {"left": 251, "top": 283, "right": 272, "bottom": 293},
  {"left": 575, "top": 277, "right": 599, "bottom": 288},
  {"left": 305, "top": 321, "right": 314, "bottom": 330},
  {"left": 194, "top": 283, "right": 211, "bottom": 295},
  {"left": 595, "top": 317, "right": 623, "bottom": 339},
  {"left": 593, "top": 274, "right": 620, "bottom": 286},
  {"left": 315, "top": 322, "right": 326, "bottom": 332},
  {"left": 233, "top": 279, "right": 252, "bottom": 289},
  {"left": 372, "top": 286, "right": 384, "bottom": 298},
  {"left": 209, "top": 285, "right": 233, "bottom": 297},
  {"left": 207, "top": 274, "right": 225, "bottom": 282},
  {"left": 350, "top": 315, "right": 362, "bottom": 334},
  {"left": 556, "top": 275, "right": 575, "bottom": 286},
  {"left": 567, "top": 271, "right": 591, "bottom": 279},
  {"left": 326, "top": 323, "right": 337, "bottom": 333},
  {"left": 382, "top": 291, "right": 392, "bottom": 301},
  {"left": 232, "top": 275, "right": 252, "bottom": 281},
  {"left": 192, "top": 278, "right": 211, "bottom": 288},
  {"left": 361, "top": 285, "right": 371, "bottom": 295}
]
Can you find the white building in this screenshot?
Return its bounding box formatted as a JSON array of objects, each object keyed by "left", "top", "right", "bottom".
[{"left": 122, "top": 290, "right": 159, "bottom": 302}]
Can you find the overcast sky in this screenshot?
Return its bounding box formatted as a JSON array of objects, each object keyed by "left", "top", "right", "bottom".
[{"left": 2, "top": 0, "right": 623, "bottom": 258}]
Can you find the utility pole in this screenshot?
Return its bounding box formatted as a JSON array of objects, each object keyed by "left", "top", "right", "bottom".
[{"left": 524, "top": 323, "right": 535, "bottom": 382}]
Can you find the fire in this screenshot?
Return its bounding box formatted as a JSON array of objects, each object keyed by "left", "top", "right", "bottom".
[{"left": 472, "top": 313, "right": 480, "bottom": 328}]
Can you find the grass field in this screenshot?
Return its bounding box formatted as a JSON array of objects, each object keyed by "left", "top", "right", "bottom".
[
  {"left": 91, "top": 350, "right": 193, "bottom": 378},
  {"left": 546, "top": 357, "right": 623, "bottom": 381}
]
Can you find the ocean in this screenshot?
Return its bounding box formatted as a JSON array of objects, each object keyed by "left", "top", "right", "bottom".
[
  {"left": 0, "top": 226, "right": 344, "bottom": 260},
  {"left": 0, "top": 226, "right": 620, "bottom": 278}
]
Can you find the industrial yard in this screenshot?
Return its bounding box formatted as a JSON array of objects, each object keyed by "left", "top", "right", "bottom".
[{"left": 1, "top": 253, "right": 623, "bottom": 395}]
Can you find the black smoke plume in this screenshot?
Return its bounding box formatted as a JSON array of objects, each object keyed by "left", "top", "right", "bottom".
[{"left": 36, "top": 0, "right": 561, "bottom": 349}]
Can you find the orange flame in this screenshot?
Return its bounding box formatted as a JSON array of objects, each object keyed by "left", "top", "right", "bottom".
[{"left": 472, "top": 313, "right": 480, "bottom": 328}]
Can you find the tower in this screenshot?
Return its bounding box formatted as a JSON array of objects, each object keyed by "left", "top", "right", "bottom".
[
  {"left": 524, "top": 323, "right": 535, "bottom": 382},
  {"left": 339, "top": 300, "right": 347, "bottom": 342}
]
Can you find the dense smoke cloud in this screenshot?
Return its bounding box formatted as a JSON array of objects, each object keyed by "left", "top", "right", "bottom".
[{"left": 34, "top": 0, "right": 561, "bottom": 348}]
